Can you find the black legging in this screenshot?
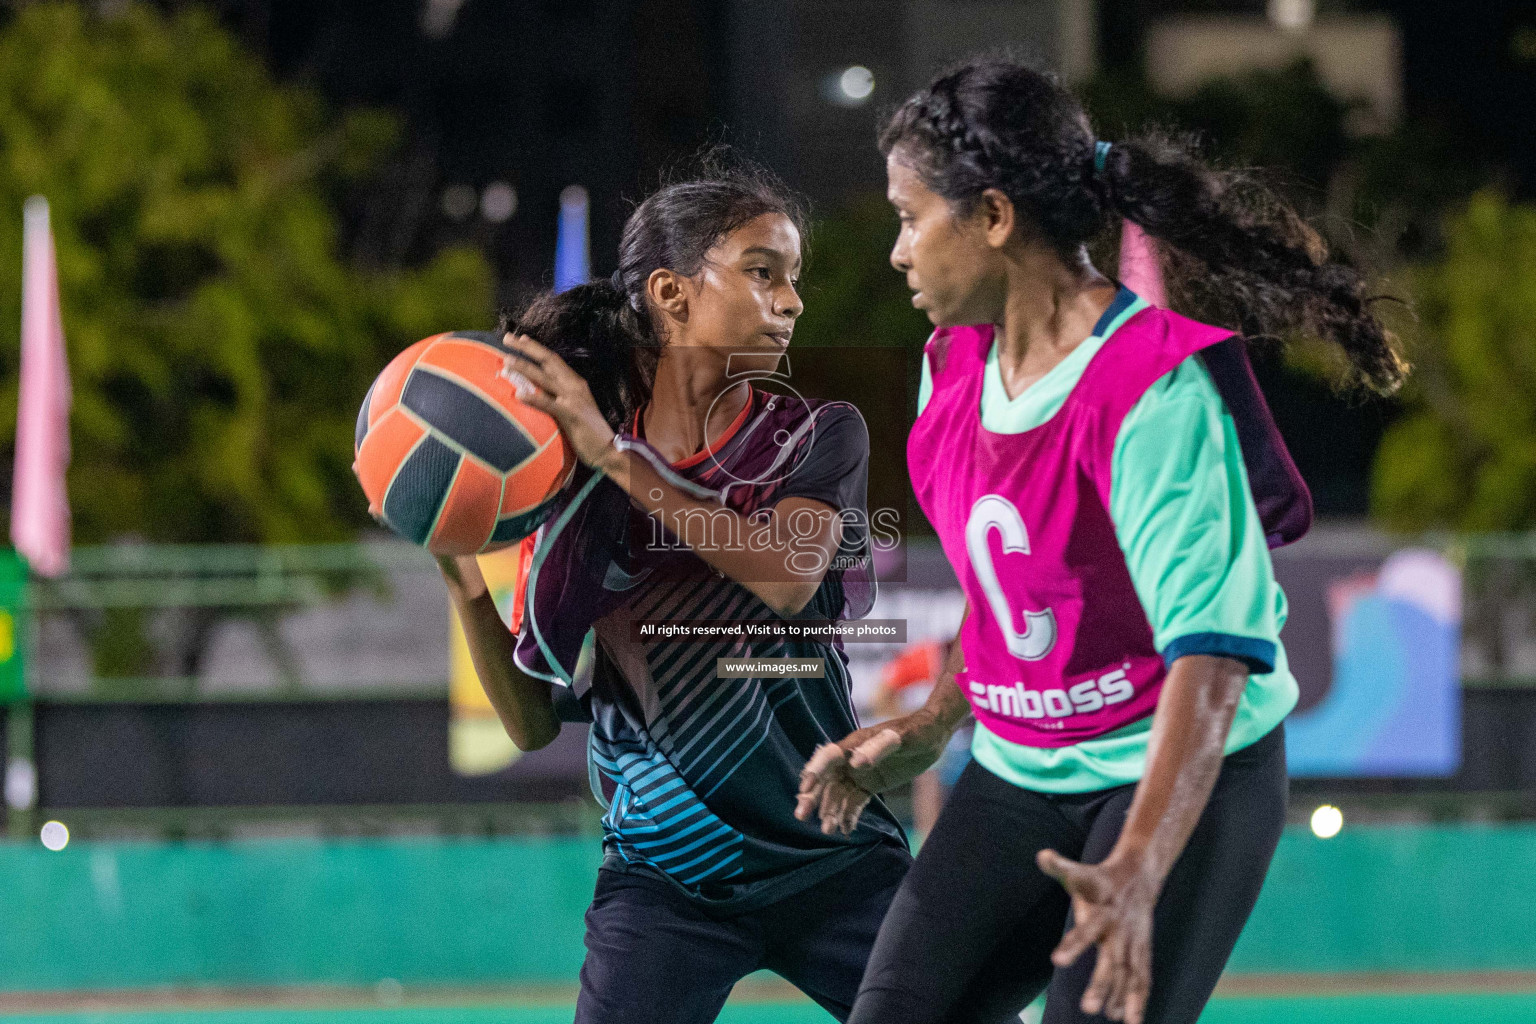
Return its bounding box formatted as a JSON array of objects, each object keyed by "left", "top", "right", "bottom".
[{"left": 849, "top": 724, "right": 1288, "bottom": 1024}]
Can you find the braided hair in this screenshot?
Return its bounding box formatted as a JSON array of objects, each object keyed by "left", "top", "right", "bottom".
[
  {"left": 501, "top": 155, "right": 809, "bottom": 428},
  {"left": 879, "top": 57, "right": 1406, "bottom": 395}
]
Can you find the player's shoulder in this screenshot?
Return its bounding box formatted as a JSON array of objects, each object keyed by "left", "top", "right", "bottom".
[
  {"left": 800, "top": 398, "right": 870, "bottom": 448},
  {"left": 802, "top": 396, "right": 865, "bottom": 420},
  {"left": 1119, "top": 303, "right": 1236, "bottom": 354},
  {"left": 1145, "top": 350, "right": 1222, "bottom": 403},
  {"left": 1090, "top": 304, "right": 1237, "bottom": 415},
  {"left": 1121, "top": 352, "right": 1230, "bottom": 451}
]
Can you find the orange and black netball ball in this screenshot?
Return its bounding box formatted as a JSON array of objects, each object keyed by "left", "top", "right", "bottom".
[{"left": 354, "top": 331, "right": 574, "bottom": 555}]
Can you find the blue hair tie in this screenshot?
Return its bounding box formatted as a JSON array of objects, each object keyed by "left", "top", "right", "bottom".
[{"left": 1094, "top": 140, "right": 1113, "bottom": 173}]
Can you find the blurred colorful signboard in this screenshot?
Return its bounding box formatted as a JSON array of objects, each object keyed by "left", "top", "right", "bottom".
[
  {"left": 0, "top": 551, "right": 27, "bottom": 703},
  {"left": 1279, "top": 547, "right": 1462, "bottom": 777}
]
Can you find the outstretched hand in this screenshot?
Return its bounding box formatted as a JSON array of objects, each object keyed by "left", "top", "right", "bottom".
[
  {"left": 795, "top": 708, "right": 954, "bottom": 835},
  {"left": 1036, "top": 848, "right": 1160, "bottom": 1024}
]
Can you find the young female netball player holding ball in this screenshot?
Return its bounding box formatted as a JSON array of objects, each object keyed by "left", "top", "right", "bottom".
[
  {"left": 796, "top": 59, "right": 1405, "bottom": 1024},
  {"left": 439, "top": 164, "right": 910, "bottom": 1023}
]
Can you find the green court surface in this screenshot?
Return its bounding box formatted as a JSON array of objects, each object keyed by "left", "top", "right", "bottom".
[{"left": 5, "top": 994, "right": 1536, "bottom": 1024}]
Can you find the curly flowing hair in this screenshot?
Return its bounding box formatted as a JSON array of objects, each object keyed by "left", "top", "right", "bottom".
[{"left": 879, "top": 57, "right": 1407, "bottom": 395}]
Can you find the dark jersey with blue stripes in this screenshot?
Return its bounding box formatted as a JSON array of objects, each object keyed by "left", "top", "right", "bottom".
[{"left": 582, "top": 405, "right": 906, "bottom": 912}]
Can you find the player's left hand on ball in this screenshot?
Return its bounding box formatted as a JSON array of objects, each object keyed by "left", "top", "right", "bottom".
[
  {"left": 795, "top": 708, "right": 952, "bottom": 836},
  {"left": 501, "top": 333, "right": 615, "bottom": 468},
  {"left": 1037, "top": 848, "right": 1158, "bottom": 1024}
]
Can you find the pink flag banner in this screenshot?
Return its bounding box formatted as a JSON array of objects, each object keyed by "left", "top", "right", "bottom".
[
  {"left": 1118, "top": 219, "right": 1167, "bottom": 308},
  {"left": 11, "top": 196, "right": 72, "bottom": 578}
]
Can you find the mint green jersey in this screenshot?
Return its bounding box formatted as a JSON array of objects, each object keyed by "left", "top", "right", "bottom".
[{"left": 916, "top": 294, "right": 1297, "bottom": 792}]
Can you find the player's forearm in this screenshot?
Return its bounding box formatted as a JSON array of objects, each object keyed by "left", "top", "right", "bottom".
[
  {"left": 888, "top": 619, "right": 972, "bottom": 769},
  {"left": 439, "top": 557, "right": 560, "bottom": 751},
  {"left": 1109, "top": 654, "right": 1247, "bottom": 882},
  {"left": 919, "top": 677, "right": 972, "bottom": 733},
  {"left": 918, "top": 626, "right": 972, "bottom": 734},
  {"left": 921, "top": 608, "right": 972, "bottom": 730},
  {"left": 595, "top": 446, "right": 833, "bottom": 616}
]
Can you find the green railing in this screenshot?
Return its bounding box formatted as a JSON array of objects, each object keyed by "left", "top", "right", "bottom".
[
  {"left": 1, "top": 542, "right": 454, "bottom": 840},
  {"left": 12, "top": 541, "right": 442, "bottom": 702},
  {"left": 5, "top": 531, "right": 1536, "bottom": 696},
  {"left": 27, "top": 542, "right": 426, "bottom": 611}
]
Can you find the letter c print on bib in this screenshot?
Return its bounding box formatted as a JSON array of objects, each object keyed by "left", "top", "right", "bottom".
[{"left": 965, "top": 494, "right": 1058, "bottom": 662}]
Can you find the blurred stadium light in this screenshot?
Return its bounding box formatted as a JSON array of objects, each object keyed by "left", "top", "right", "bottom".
[
  {"left": 441, "top": 183, "right": 478, "bottom": 222},
  {"left": 419, "top": 0, "right": 468, "bottom": 39},
  {"left": 1267, "top": 0, "right": 1316, "bottom": 33},
  {"left": 823, "top": 65, "right": 876, "bottom": 107},
  {"left": 481, "top": 181, "right": 518, "bottom": 224}
]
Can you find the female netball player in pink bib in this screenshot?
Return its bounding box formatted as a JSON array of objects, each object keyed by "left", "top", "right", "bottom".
[{"left": 796, "top": 58, "right": 1405, "bottom": 1024}]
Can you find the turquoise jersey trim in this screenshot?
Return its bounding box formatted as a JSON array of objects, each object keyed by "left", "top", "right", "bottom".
[
  {"left": 958, "top": 292, "right": 1297, "bottom": 793},
  {"left": 1163, "top": 632, "right": 1276, "bottom": 674},
  {"left": 980, "top": 290, "right": 1148, "bottom": 434},
  {"left": 917, "top": 354, "right": 933, "bottom": 417},
  {"left": 915, "top": 288, "right": 1148, "bottom": 426},
  {"left": 515, "top": 468, "right": 608, "bottom": 686}
]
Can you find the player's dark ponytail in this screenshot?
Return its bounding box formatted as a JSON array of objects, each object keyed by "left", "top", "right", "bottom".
[
  {"left": 880, "top": 57, "right": 1407, "bottom": 395},
  {"left": 502, "top": 154, "right": 809, "bottom": 428},
  {"left": 503, "top": 279, "right": 654, "bottom": 431}
]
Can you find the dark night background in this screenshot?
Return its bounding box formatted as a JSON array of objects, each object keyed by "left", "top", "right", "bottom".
[
  {"left": 216, "top": 0, "right": 1536, "bottom": 277},
  {"left": 124, "top": 0, "right": 1536, "bottom": 519}
]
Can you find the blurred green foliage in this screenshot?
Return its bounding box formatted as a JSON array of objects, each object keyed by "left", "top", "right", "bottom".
[
  {"left": 0, "top": 2, "right": 494, "bottom": 544},
  {"left": 1372, "top": 192, "right": 1536, "bottom": 531},
  {"left": 795, "top": 194, "right": 930, "bottom": 352}
]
